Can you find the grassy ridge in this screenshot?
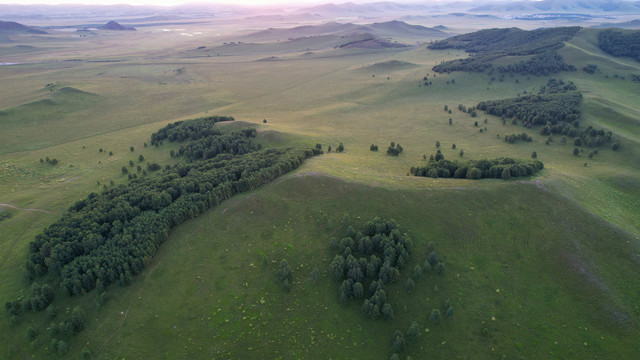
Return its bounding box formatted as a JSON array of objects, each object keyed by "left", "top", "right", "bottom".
[{"left": 30, "top": 173, "right": 637, "bottom": 359}]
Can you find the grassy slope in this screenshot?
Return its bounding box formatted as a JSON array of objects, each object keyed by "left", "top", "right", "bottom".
[{"left": 0, "top": 23, "right": 639, "bottom": 359}]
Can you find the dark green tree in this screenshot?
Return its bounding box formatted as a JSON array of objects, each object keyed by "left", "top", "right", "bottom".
[
  {"left": 430, "top": 308, "right": 442, "bottom": 324},
  {"left": 382, "top": 303, "right": 395, "bottom": 321},
  {"left": 392, "top": 330, "right": 406, "bottom": 353},
  {"left": 404, "top": 278, "right": 415, "bottom": 293},
  {"left": 27, "top": 326, "right": 37, "bottom": 339},
  {"left": 446, "top": 306, "right": 455, "bottom": 318},
  {"left": 330, "top": 255, "right": 345, "bottom": 281},
  {"left": 406, "top": 321, "right": 420, "bottom": 342}
]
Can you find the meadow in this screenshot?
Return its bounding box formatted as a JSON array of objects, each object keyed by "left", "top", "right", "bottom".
[{"left": 1, "top": 18, "right": 639, "bottom": 359}]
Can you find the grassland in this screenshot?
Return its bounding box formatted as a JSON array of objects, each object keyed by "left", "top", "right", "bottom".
[{"left": 1, "top": 19, "right": 639, "bottom": 359}]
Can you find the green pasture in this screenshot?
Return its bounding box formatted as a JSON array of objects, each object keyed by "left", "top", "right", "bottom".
[{"left": 0, "top": 22, "right": 639, "bottom": 359}]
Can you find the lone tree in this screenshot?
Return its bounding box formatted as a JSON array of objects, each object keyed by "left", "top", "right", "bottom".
[
  {"left": 531, "top": 151, "right": 537, "bottom": 159},
  {"left": 430, "top": 308, "right": 442, "bottom": 324},
  {"left": 278, "top": 259, "right": 293, "bottom": 292},
  {"left": 337, "top": 143, "right": 345, "bottom": 152},
  {"left": 392, "top": 330, "right": 406, "bottom": 353}
]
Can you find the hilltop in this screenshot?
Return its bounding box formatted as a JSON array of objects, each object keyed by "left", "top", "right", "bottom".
[
  {"left": 99, "top": 21, "right": 135, "bottom": 31},
  {"left": 0, "top": 20, "right": 46, "bottom": 34}
]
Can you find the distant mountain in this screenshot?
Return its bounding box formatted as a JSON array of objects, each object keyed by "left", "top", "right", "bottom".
[
  {"left": 0, "top": 20, "right": 46, "bottom": 34},
  {"left": 99, "top": 21, "right": 135, "bottom": 31},
  {"left": 469, "top": 0, "right": 640, "bottom": 13},
  {"left": 593, "top": 19, "right": 640, "bottom": 28}
]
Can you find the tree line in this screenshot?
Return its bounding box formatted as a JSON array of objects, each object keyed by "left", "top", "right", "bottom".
[
  {"left": 411, "top": 154, "right": 544, "bottom": 180},
  {"left": 23, "top": 117, "right": 322, "bottom": 298},
  {"left": 429, "top": 27, "right": 580, "bottom": 74},
  {"left": 476, "top": 79, "right": 615, "bottom": 149},
  {"left": 476, "top": 79, "right": 581, "bottom": 129},
  {"left": 598, "top": 29, "right": 640, "bottom": 62}
]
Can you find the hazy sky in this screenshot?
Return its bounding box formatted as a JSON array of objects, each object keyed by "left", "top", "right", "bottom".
[{"left": 0, "top": 0, "right": 343, "bottom": 6}]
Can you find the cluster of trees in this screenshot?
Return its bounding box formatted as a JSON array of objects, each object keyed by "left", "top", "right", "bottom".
[
  {"left": 410, "top": 155, "right": 544, "bottom": 180},
  {"left": 598, "top": 30, "right": 640, "bottom": 62},
  {"left": 429, "top": 27, "right": 580, "bottom": 74},
  {"left": 476, "top": 79, "right": 618, "bottom": 152},
  {"left": 327, "top": 217, "right": 448, "bottom": 330},
  {"left": 150, "top": 115, "right": 234, "bottom": 145},
  {"left": 575, "top": 126, "right": 613, "bottom": 148},
  {"left": 151, "top": 118, "right": 258, "bottom": 161},
  {"left": 40, "top": 157, "right": 59, "bottom": 165},
  {"left": 173, "top": 129, "right": 259, "bottom": 161},
  {"left": 504, "top": 132, "right": 532, "bottom": 143},
  {"left": 328, "top": 218, "right": 412, "bottom": 320},
  {"left": 386, "top": 142, "right": 404, "bottom": 156},
  {"left": 23, "top": 117, "right": 322, "bottom": 298},
  {"left": 477, "top": 79, "right": 581, "bottom": 129},
  {"left": 496, "top": 51, "right": 575, "bottom": 75},
  {"left": 390, "top": 321, "right": 423, "bottom": 356},
  {"left": 370, "top": 144, "right": 379, "bottom": 151},
  {"left": 583, "top": 64, "right": 598, "bottom": 74}
]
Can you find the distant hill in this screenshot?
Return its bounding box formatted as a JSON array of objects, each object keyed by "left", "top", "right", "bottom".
[
  {"left": 361, "top": 20, "right": 446, "bottom": 37},
  {"left": 242, "top": 20, "right": 445, "bottom": 43},
  {"left": 468, "top": 0, "right": 640, "bottom": 14},
  {"left": 336, "top": 32, "right": 410, "bottom": 49},
  {"left": 429, "top": 26, "right": 581, "bottom": 74},
  {"left": 99, "top": 21, "right": 135, "bottom": 31},
  {"left": 593, "top": 19, "right": 640, "bottom": 29},
  {"left": 429, "top": 26, "right": 580, "bottom": 54},
  {"left": 360, "top": 60, "right": 418, "bottom": 71},
  {"left": 0, "top": 20, "right": 46, "bottom": 34}
]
